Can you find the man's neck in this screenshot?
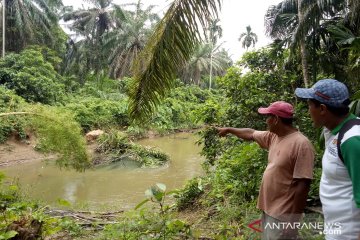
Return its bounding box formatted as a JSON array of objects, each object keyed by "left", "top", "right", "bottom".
[
  {"left": 325, "top": 113, "right": 350, "bottom": 131},
  {"left": 275, "top": 125, "right": 297, "bottom": 137}
]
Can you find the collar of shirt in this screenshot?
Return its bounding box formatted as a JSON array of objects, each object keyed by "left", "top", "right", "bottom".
[{"left": 330, "top": 113, "right": 357, "bottom": 135}]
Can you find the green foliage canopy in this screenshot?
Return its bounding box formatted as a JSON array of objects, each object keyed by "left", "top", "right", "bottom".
[{"left": 0, "top": 47, "right": 65, "bottom": 104}]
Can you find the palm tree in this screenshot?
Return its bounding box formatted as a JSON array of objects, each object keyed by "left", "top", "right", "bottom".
[
  {"left": 62, "top": 38, "right": 94, "bottom": 85},
  {"left": 0, "top": 0, "right": 58, "bottom": 54},
  {"left": 105, "top": 0, "right": 159, "bottom": 79},
  {"left": 264, "top": 0, "right": 348, "bottom": 87},
  {"left": 128, "top": 0, "right": 221, "bottom": 121},
  {"left": 264, "top": 2, "right": 297, "bottom": 45},
  {"left": 63, "top": 0, "right": 115, "bottom": 73},
  {"left": 207, "top": 18, "right": 222, "bottom": 44},
  {"left": 207, "top": 18, "right": 222, "bottom": 89},
  {"left": 296, "top": 0, "right": 311, "bottom": 87},
  {"left": 180, "top": 43, "right": 231, "bottom": 86},
  {"left": 238, "top": 25, "right": 258, "bottom": 50},
  {"left": 63, "top": 0, "right": 113, "bottom": 40}
]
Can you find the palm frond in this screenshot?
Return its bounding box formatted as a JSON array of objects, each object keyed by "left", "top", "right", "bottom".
[
  {"left": 112, "top": 4, "right": 127, "bottom": 25},
  {"left": 104, "top": 2, "right": 159, "bottom": 79},
  {"left": 63, "top": 10, "right": 92, "bottom": 21},
  {"left": 14, "top": 0, "right": 31, "bottom": 41},
  {"left": 327, "top": 24, "right": 357, "bottom": 45},
  {"left": 238, "top": 32, "right": 246, "bottom": 41},
  {"left": 129, "top": 0, "right": 221, "bottom": 121},
  {"left": 311, "top": 0, "right": 345, "bottom": 18},
  {"left": 290, "top": 2, "right": 319, "bottom": 51},
  {"left": 265, "top": 2, "right": 298, "bottom": 40},
  {"left": 33, "top": 0, "right": 58, "bottom": 22},
  {"left": 250, "top": 32, "right": 258, "bottom": 42}
]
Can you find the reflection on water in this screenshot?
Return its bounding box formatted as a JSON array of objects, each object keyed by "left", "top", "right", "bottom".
[
  {"left": 1, "top": 132, "right": 203, "bottom": 210},
  {"left": 96, "top": 159, "right": 142, "bottom": 170}
]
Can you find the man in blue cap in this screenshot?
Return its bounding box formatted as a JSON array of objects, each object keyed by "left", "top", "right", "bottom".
[{"left": 295, "top": 79, "right": 360, "bottom": 240}]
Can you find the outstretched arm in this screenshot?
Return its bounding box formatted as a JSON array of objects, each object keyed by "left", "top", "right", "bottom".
[{"left": 217, "top": 127, "right": 255, "bottom": 141}]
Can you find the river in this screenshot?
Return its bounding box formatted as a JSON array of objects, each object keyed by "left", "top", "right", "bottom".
[{"left": 0, "top": 132, "right": 204, "bottom": 210}]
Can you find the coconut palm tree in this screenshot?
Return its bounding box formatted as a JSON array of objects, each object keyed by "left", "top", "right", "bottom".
[
  {"left": 0, "top": 0, "right": 58, "bottom": 54},
  {"left": 180, "top": 42, "right": 231, "bottom": 86},
  {"left": 63, "top": 0, "right": 113, "bottom": 40},
  {"left": 264, "top": 0, "right": 348, "bottom": 87},
  {"left": 238, "top": 25, "right": 258, "bottom": 50},
  {"left": 207, "top": 18, "right": 222, "bottom": 44},
  {"left": 206, "top": 17, "right": 222, "bottom": 89},
  {"left": 105, "top": 0, "right": 159, "bottom": 79},
  {"left": 62, "top": 38, "right": 94, "bottom": 84},
  {"left": 128, "top": 0, "right": 221, "bottom": 121},
  {"left": 62, "top": 0, "right": 116, "bottom": 74}
]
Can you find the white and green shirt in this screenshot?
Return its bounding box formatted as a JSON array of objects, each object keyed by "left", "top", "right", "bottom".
[{"left": 320, "top": 114, "right": 360, "bottom": 240}]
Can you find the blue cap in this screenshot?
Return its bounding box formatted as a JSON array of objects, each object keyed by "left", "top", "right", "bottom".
[{"left": 295, "top": 79, "right": 349, "bottom": 107}]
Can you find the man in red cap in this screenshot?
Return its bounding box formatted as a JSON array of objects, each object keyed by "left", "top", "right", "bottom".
[{"left": 217, "top": 101, "right": 314, "bottom": 240}]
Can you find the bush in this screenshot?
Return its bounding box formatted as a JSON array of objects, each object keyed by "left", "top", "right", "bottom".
[
  {"left": 0, "top": 46, "right": 65, "bottom": 104},
  {"left": 175, "top": 178, "right": 204, "bottom": 210},
  {"left": 217, "top": 66, "right": 295, "bottom": 129},
  {"left": 100, "top": 183, "right": 192, "bottom": 239},
  {"left": 209, "top": 142, "right": 267, "bottom": 205},
  {"left": 0, "top": 87, "right": 28, "bottom": 143},
  {"left": 64, "top": 97, "right": 129, "bottom": 131},
  {"left": 149, "top": 85, "right": 217, "bottom": 132},
  {"left": 28, "top": 105, "right": 90, "bottom": 171}
]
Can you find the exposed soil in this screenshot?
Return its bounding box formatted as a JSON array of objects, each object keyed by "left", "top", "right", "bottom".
[
  {"left": 0, "top": 135, "right": 55, "bottom": 167},
  {"left": 0, "top": 137, "right": 103, "bottom": 168},
  {"left": 0, "top": 128, "right": 201, "bottom": 168}
]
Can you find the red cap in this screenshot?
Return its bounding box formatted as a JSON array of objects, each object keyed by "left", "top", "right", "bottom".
[{"left": 258, "top": 101, "right": 294, "bottom": 118}]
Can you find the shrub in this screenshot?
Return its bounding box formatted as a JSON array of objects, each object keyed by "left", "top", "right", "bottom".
[
  {"left": 209, "top": 142, "right": 267, "bottom": 205},
  {"left": 64, "top": 97, "right": 129, "bottom": 131},
  {"left": 175, "top": 177, "right": 204, "bottom": 210},
  {"left": 28, "top": 105, "right": 90, "bottom": 171},
  {"left": 149, "top": 85, "right": 217, "bottom": 132},
  {"left": 0, "top": 46, "right": 65, "bottom": 104},
  {"left": 0, "top": 87, "right": 28, "bottom": 143}
]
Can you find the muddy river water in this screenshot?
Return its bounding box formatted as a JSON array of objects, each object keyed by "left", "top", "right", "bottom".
[{"left": 0, "top": 132, "right": 203, "bottom": 210}]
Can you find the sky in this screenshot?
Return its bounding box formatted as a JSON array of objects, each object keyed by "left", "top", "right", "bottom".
[{"left": 61, "top": 0, "right": 282, "bottom": 61}]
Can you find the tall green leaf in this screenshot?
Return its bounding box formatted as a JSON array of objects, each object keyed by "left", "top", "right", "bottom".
[{"left": 129, "top": 0, "right": 221, "bottom": 122}]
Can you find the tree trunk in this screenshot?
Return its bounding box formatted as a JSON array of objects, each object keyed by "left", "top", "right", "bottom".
[
  {"left": 298, "top": 0, "right": 310, "bottom": 87},
  {"left": 195, "top": 69, "right": 201, "bottom": 86},
  {"left": 209, "top": 46, "right": 213, "bottom": 89},
  {"left": 300, "top": 40, "right": 310, "bottom": 87}
]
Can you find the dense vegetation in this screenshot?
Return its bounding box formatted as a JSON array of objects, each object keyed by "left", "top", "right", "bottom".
[{"left": 0, "top": 0, "right": 359, "bottom": 239}]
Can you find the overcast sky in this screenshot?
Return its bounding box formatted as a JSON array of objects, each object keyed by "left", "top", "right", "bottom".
[{"left": 62, "top": 0, "right": 282, "bottom": 61}]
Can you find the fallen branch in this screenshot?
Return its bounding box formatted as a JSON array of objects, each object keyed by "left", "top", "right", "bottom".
[{"left": 45, "top": 209, "right": 124, "bottom": 228}]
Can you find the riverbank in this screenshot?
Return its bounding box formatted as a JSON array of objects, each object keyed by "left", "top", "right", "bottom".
[
  {"left": 0, "top": 132, "right": 204, "bottom": 210},
  {"left": 0, "top": 131, "right": 325, "bottom": 240},
  {"left": 0, "top": 128, "right": 201, "bottom": 168},
  {"left": 0, "top": 135, "right": 55, "bottom": 167}
]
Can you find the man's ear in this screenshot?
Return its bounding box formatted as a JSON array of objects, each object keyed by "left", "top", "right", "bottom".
[
  {"left": 274, "top": 115, "right": 279, "bottom": 125},
  {"left": 319, "top": 104, "right": 327, "bottom": 115}
]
